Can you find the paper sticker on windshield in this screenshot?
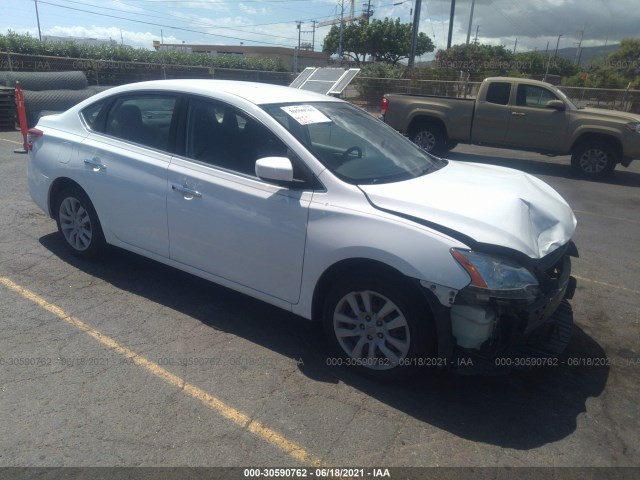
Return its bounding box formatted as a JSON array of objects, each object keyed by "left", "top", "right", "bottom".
[{"left": 281, "top": 105, "right": 331, "bottom": 125}]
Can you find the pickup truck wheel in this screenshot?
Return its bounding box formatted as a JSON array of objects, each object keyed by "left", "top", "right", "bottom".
[
  {"left": 322, "top": 273, "right": 435, "bottom": 379},
  {"left": 571, "top": 142, "right": 618, "bottom": 178},
  {"left": 410, "top": 122, "right": 447, "bottom": 154}
]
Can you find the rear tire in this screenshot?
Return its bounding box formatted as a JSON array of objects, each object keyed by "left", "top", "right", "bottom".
[
  {"left": 409, "top": 122, "right": 450, "bottom": 155},
  {"left": 571, "top": 141, "right": 618, "bottom": 179},
  {"left": 322, "top": 272, "right": 436, "bottom": 380},
  {"left": 54, "top": 187, "right": 105, "bottom": 258}
]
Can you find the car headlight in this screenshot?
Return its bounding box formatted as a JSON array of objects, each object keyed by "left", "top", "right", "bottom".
[
  {"left": 625, "top": 122, "right": 640, "bottom": 133},
  {"left": 451, "top": 248, "right": 540, "bottom": 300}
]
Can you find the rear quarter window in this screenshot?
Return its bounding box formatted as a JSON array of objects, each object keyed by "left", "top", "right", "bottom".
[
  {"left": 485, "top": 82, "right": 512, "bottom": 105},
  {"left": 80, "top": 99, "right": 108, "bottom": 131}
]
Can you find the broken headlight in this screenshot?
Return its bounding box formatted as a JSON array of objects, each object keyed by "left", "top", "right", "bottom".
[{"left": 451, "top": 249, "right": 540, "bottom": 301}]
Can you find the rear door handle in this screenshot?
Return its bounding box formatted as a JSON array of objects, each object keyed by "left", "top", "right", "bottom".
[
  {"left": 172, "top": 184, "right": 202, "bottom": 199},
  {"left": 84, "top": 158, "right": 107, "bottom": 171},
  {"left": 511, "top": 112, "right": 526, "bottom": 116}
]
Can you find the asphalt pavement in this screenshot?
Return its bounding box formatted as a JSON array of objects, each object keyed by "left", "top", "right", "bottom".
[{"left": 0, "top": 130, "right": 639, "bottom": 473}]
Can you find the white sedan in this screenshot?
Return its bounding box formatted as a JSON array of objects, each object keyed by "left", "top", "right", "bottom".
[{"left": 27, "top": 80, "right": 578, "bottom": 378}]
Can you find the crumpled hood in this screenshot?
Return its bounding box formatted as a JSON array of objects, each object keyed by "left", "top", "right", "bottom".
[{"left": 360, "top": 161, "right": 577, "bottom": 259}]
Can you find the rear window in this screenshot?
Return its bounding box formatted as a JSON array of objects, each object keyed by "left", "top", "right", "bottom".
[
  {"left": 104, "top": 95, "right": 177, "bottom": 151},
  {"left": 485, "top": 82, "right": 511, "bottom": 105}
]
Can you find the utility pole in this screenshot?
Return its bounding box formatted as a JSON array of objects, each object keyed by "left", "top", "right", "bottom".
[
  {"left": 447, "top": 0, "right": 456, "bottom": 49},
  {"left": 311, "top": 20, "right": 317, "bottom": 51},
  {"left": 513, "top": 38, "right": 517, "bottom": 54},
  {"left": 474, "top": 25, "right": 479, "bottom": 44},
  {"left": 574, "top": 29, "right": 584, "bottom": 65},
  {"left": 160, "top": 29, "right": 166, "bottom": 80},
  {"left": 364, "top": 0, "right": 373, "bottom": 22},
  {"left": 466, "top": 0, "right": 475, "bottom": 44},
  {"left": 294, "top": 21, "right": 302, "bottom": 73},
  {"left": 338, "top": 0, "right": 345, "bottom": 61},
  {"left": 553, "top": 34, "right": 562, "bottom": 59},
  {"left": 408, "top": 0, "right": 422, "bottom": 69},
  {"left": 34, "top": 0, "right": 42, "bottom": 41}
]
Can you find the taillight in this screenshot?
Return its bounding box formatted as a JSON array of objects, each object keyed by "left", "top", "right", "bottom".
[
  {"left": 381, "top": 97, "right": 389, "bottom": 117},
  {"left": 27, "top": 128, "right": 43, "bottom": 150}
]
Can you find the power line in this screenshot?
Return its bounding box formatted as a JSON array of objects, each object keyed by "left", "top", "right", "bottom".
[
  {"left": 54, "top": 0, "right": 301, "bottom": 41},
  {"left": 36, "top": 0, "right": 297, "bottom": 46},
  {"left": 55, "top": 0, "right": 339, "bottom": 34}
]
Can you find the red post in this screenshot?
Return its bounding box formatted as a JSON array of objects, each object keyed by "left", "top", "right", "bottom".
[{"left": 14, "top": 81, "right": 29, "bottom": 153}]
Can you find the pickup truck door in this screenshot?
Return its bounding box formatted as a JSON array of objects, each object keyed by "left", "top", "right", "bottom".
[
  {"left": 470, "top": 81, "right": 513, "bottom": 144},
  {"left": 504, "top": 84, "right": 568, "bottom": 151}
]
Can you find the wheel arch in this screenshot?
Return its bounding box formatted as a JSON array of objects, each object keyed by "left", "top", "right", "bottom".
[
  {"left": 48, "top": 177, "right": 86, "bottom": 219},
  {"left": 310, "top": 258, "right": 432, "bottom": 324},
  {"left": 570, "top": 132, "right": 623, "bottom": 160},
  {"left": 407, "top": 115, "right": 448, "bottom": 138}
]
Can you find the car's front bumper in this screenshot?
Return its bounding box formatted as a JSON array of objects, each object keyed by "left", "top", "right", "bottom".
[{"left": 426, "top": 244, "right": 577, "bottom": 375}]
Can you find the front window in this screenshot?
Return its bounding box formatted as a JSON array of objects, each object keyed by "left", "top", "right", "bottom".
[
  {"left": 516, "top": 85, "right": 559, "bottom": 108},
  {"left": 261, "top": 102, "right": 445, "bottom": 185}
]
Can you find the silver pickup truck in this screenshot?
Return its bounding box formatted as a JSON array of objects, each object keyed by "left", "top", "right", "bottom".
[{"left": 382, "top": 77, "right": 640, "bottom": 178}]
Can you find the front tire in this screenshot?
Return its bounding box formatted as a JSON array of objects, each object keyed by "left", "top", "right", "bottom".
[
  {"left": 55, "top": 186, "right": 105, "bottom": 258},
  {"left": 571, "top": 141, "right": 618, "bottom": 179},
  {"left": 322, "top": 273, "right": 435, "bottom": 379}
]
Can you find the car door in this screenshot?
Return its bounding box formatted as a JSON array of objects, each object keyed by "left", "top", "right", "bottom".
[
  {"left": 504, "top": 83, "right": 568, "bottom": 151},
  {"left": 167, "top": 97, "right": 313, "bottom": 304},
  {"left": 78, "top": 94, "right": 179, "bottom": 257},
  {"left": 471, "top": 81, "right": 513, "bottom": 144}
]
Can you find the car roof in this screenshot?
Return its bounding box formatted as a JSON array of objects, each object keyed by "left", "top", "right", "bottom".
[
  {"left": 96, "top": 79, "right": 342, "bottom": 106},
  {"left": 483, "top": 77, "right": 556, "bottom": 88}
]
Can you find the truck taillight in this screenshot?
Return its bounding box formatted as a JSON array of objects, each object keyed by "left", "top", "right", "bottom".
[
  {"left": 27, "top": 128, "right": 43, "bottom": 150},
  {"left": 381, "top": 97, "right": 389, "bottom": 117}
]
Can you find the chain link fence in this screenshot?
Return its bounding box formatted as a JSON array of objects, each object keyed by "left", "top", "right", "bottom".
[
  {"left": 1, "top": 52, "right": 293, "bottom": 86},
  {"left": 0, "top": 52, "right": 294, "bottom": 127},
  {"left": 1, "top": 52, "right": 638, "bottom": 129}
]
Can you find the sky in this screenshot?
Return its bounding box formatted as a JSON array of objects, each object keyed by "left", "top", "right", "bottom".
[{"left": 2, "top": 0, "right": 638, "bottom": 58}]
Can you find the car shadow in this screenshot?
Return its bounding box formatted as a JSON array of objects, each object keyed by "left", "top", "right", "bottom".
[
  {"left": 444, "top": 150, "right": 640, "bottom": 188},
  {"left": 40, "top": 233, "right": 609, "bottom": 451}
]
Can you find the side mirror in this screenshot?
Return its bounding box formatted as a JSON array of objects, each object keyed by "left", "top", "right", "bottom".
[
  {"left": 546, "top": 100, "right": 566, "bottom": 111},
  {"left": 255, "top": 156, "right": 294, "bottom": 184}
]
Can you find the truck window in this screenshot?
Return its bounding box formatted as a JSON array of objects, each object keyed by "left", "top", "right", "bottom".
[
  {"left": 516, "top": 85, "right": 559, "bottom": 108},
  {"left": 485, "top": 82, "right": 511, "bottom": 105}
]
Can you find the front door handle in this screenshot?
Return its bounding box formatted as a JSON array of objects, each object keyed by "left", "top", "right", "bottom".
[
  {"left": 84, "top": 158, "right": 107, "bottom": 171},
  {"left": 172, "top": 184, "right": 202, "bottom": 199},
  {"left": 511, "top": 112, "right": 526, "bottom": 116}
]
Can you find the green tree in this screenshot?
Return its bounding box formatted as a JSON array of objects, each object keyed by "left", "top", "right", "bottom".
[
  {"left": 563, "top": 39, "right": 640, "bottom": 88},
  {"left": 322, "top": 18, "right": 434, "bottom": 66},
  {"left": 514, "top": 51, "right": 578, "bottom": 77},
  {"left": 322, "top": 20, "right": 369, "bottom": 65},
  {"left": 434, "top": 43, "right": 515, "bottom": 79},
  {"left": 606, "top": 38, "right": 640, "bottom": 80}
]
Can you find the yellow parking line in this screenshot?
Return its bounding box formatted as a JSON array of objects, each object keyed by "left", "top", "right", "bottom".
[
  {"left": 574, "top": 275, "right": 640, "bottom": 294},
  {"left": 574, "top": 209, "right": 640, "bottom": 225},
  {"left": 0, "top": 276, "right": 324, "bottom": 467}
]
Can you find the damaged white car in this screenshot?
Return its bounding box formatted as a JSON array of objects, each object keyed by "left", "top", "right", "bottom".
[{"left": 27, "top": 80, "right": 578, "bottom": 378}]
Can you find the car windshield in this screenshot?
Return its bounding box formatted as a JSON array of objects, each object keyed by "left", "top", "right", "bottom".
[{"left": 261, "top": 102, "right": 446, "bottom": 185}]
